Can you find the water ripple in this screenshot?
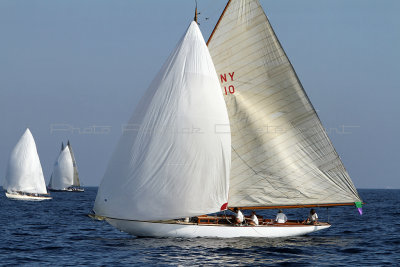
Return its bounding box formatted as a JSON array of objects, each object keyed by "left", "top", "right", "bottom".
[{"left": 0, "top": 188, "right": 399, "bottom": 266}]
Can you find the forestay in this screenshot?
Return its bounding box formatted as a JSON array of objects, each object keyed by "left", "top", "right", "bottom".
[
  {"left": 94, "top": 22, "right": 231, "bottom": 221},
  {"left": 3, "top": 128, "right": 48, "bottom": 194},
  {"left": 207, "top": 0, "right": 361, "bottom": 207},
  {"left": 50, "top": 146, "right": 74, "bottom": 190}
]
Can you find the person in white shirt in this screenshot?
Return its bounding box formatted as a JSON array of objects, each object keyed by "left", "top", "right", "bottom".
[
  {"left": 275, "top": 209, "right": 288, "bottom": 223},
  {"left": 305, "top": 209, "right": 318, "bottom": 225},
  {"left": 232, "top": 207, "right": 244, "bottom": 225},
  {"left": 249, "top": 211, "right": 259, "bottom": 226}
]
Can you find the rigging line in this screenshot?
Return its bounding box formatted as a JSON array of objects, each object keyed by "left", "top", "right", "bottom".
[
  {"left": 206, "top": 0, "right": 231, "bottom": 45},
  {"left": 223, "top": 210, "right": 232, "bottom": 224}
]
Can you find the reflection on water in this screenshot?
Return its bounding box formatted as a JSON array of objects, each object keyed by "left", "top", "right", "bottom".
[{"left": 88, "top": 234, "right": 363, "bottom": 265}]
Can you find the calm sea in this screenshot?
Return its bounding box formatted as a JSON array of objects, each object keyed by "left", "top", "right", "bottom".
[{"left": 0, "top": 188, "right": 399, "bottom": 266}]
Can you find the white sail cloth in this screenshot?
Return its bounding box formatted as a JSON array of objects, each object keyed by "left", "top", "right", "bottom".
[
  {"left": 49, "top": 146, "right": 74, "bottom": 190},
  {"left": 94, "top": 21, "right": 231, "bottom": 221},
  {"left": 67, "top": 142, "right": 80, "bottom": 187},
  {"left": 207, "top": 0, "right": 361, "bottom": 207},
  {"left": 3, "top": 128, "right": 48, "bottom": 194}
]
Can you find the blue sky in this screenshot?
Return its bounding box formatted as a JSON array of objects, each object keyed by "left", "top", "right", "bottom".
[{"left": 0, "top": 0, "right": 399, "bottom": 188}]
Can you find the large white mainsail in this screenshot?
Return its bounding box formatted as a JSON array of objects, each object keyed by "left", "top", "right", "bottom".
[
  {"left": 49, "top": 146, "right": 74, "bottom": 190},
  {"left": 3, "top": 128, "right": 48, "bottom": 194},
  {"left": 207, "top": 0, "right": 361, "bottom": 208},
  {"left": 94, "top": 21, "right": 231, "bottom": 221}
]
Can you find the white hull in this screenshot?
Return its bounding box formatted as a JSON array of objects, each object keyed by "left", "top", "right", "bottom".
[
  {"left": 106, "top": 219, "right": 331, "bottom": 238},
  {"left": 5, "top": 192, "right": 52, "bottom": 201}
]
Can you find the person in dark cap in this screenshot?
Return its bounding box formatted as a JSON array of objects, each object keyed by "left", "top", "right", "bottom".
[
  {"left": 304, "top": 209, "right": 318, "bottom": 224},
  {"left": 232, "top": 207, "right": 244, "bottom": 225}
]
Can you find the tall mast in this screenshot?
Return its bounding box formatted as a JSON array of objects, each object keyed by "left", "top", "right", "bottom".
[{"left": 194, "top": 0, "right": 198, "bottom": 23}]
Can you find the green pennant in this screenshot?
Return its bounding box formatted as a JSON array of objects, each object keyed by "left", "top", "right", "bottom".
[{"left": 355, "top": 201, "right": 363, "bottom": 208}]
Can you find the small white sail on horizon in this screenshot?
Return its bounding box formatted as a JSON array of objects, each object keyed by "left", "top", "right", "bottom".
[
  {"left": 94, "top": 21, "right": 231, "bottom": 221},
  {"left": 3, "top": 128, "right": 51, "bottom": 200},
  {"left": 48, "top": 141, "right": 84, "bottom": 192},
  {"left": 48, "top": 146, "right": 74, "bottom": 191}
]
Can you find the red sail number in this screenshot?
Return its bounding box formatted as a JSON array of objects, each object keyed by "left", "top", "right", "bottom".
[
  {"left": 221, "top": 72, "right": 235, "bottom": 95},
  {"left": 224, "top": 85, "right": 235, "bottom": 95}
]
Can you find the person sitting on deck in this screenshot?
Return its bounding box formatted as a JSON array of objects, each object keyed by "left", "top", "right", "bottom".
[
  {"left": 275, "top": 209, "right": 288, "bottom": 223},
  {"left": 304, "top": 209, "right": 318, "bottom": 225},
  {"left": 232, "top": 207, "right": 244, "bottom": 225},
  {"left": 249, "top": 211, "right": 259, "bottom": 226}
]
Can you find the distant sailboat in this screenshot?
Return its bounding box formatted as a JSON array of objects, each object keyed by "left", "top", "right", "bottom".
[
  {"left": 48, "top": 146, "right": 74, "bottom": 191},
  {"left": 3, "top": 128, "right": 51, "bottom": 201},
  {"left": 93, "top": 1, "right": 362, "bottom": 238},
  {"left": 48, "top": 141, "right": 84, "bottom": 192},
  {"left": 67, "top": 141, "right": 84, "bottom": 192}
]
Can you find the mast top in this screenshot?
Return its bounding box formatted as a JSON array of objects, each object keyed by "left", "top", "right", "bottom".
[{"left": 194, "top": 0, "right": 198, "bottom": 23}]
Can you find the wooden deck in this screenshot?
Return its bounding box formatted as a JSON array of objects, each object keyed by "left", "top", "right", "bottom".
[{"left": 194, "top": 215, "right": 329, "bottom": 227}]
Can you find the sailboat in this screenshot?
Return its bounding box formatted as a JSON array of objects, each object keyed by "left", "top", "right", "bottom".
[
  {"left": 48, "top": 141, "right": 84, "bottom": 192},
  {"left": 48, "top": 145, "right": 74, "bottom": 191},
  {"left": 93, "top": 1, "right": 362, "bottom": 238},
  {"left": 3, "top": 128, "right": 52, "bottom": 201},
  {"left": 67, "top": 141, "right": 84, "bottom": 192}
]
